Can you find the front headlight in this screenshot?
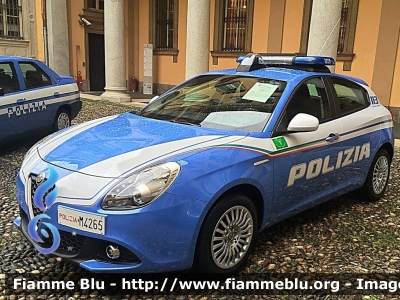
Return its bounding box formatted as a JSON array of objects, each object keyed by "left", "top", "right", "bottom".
[{"left": 101, "top": 162, "right": 181, "bottom": 210}]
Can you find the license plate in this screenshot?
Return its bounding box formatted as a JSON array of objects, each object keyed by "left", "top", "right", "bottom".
[{"left": 58, "top": 206, "right": 105, "bottom": 235}]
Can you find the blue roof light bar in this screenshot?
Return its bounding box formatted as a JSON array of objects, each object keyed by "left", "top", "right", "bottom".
[
  {"left": 293, "top": 56, "right": 335, "bottom": 66},
  {"left": 236, "top": 53, "right": 335, "bottom": 70}
]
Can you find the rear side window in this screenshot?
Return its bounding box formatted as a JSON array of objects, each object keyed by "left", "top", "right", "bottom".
[
  {"left": 19, "top": 62, "right": 52, "bottom": 89},
  {"left": 331, "top": 78, "right": 369, "bottom": 115}
]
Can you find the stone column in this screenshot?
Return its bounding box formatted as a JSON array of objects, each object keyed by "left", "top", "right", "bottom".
[
  {"left": 100, "top": 0, "right": 130, "bottom": 103},
  {"left": 307, "top": 0, "right": 342, "bottom": 71},
  {"left": 46, "top": 0, "right": 70, "bottom": 75},
  {"left": 185, "top": 0, "right": 210, "bottom": 80}
]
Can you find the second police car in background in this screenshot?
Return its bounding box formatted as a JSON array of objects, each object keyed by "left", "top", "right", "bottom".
[
  {"left": 0, "top": 56, "right": 81, "bottom": 142},
  {"left": 14, "top": 54, "right": 394, "bottom": 273}
]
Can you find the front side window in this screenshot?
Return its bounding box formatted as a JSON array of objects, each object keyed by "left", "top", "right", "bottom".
[
  {"left": 331, "top": 78, "right": 368, "bottom": 115},
  {"left": 277, "top": 78, "right": 331, "bottom": 132},
  {"left": 19, "top": 62, "right": 52, "bottom": 89},
  {"left": 0, "top": 62, "right": 19, "bottom": 94},
  {"left": 140, "top": 75, "right": 287, "bottom": 132},
  {"left": 0, "top": 0, "right": 22, "bottom": 39}
]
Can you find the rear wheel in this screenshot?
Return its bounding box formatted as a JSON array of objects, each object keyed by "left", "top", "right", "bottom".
[
  {"left": 53, "top": 108, "right": 71, "bottom": 131},
  {"left": 362, "top": 149, "right": 390, "bottom": 202},
  {"left": 194, "top": 194, "right": 258, "bottom": 273}
]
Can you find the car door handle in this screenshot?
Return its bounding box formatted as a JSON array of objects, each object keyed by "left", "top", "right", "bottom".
[
  {"left": 54, "top": 92, "right": 60, "bottom": 97},
  {"left": 17, "top": 98, "right": 25, "bottom": 103},
  {"left": 326, "top": 133, "right": 340, "bottom": 143}
]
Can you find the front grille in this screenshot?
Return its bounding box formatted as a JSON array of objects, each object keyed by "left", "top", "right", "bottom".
[
  {"left": 37, "top": 225, "right": 86, "bottom": 256},
  {"left": 29, "top": 174, "right": 56, "bottom": 217},
  {"left": 30, "top": 174, "right": 47, "bottom": 217},
  {"left": 28, "top": 174, "right": 86, "bottom": 256},
  {"left": 56, "top": 231, "right": 87, "bottom": 255}
]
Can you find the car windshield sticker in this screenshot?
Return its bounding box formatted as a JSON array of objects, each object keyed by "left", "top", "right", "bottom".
[
  {"left": 272, "top": 136, "right": 288, "bottom": 149},
  {"left": 242, "top": 83, "right": 278, "bottom": 103},
  {"left": 307, "top": 84, "right": 319, "bottom": 97}
]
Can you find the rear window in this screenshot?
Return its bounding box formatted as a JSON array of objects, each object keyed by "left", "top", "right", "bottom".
[{"left": 331, "top": 78, "right": 369, "bottom": 115}]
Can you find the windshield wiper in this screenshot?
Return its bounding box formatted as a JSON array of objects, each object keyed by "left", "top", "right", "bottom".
[{"left": 169, "top": 119, "right": 201, "bottom": 127}]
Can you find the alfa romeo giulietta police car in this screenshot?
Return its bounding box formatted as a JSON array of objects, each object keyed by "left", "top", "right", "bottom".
[
  {"left": 0, "top": 56, "right": 81, "bottom": 142},
  {"left": 14, "top": 54, "right": 394, "bottom": 273}
]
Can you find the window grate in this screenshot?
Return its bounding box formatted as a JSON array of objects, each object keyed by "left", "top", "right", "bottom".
[
  {"left": 155, "top": 0, "right": 174, "bottom": 50},
  {"left": 86, "top": 0, "right": 103, "bottom": 10},
  {"left": 337, "top": 0, "right": 349, "bottom": 53},
  {"left": 222, "top": 0, "right": 248, "bottom": 52},
  {"left": 0, "top": 0, "right": 22, "bottom": 39}
]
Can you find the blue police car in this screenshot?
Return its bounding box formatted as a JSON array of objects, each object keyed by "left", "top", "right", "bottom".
[
  {"left": 14, "top": 54, "right": 394, "bottom": 273},
  {"left": 0, "top": 56, "right": 81, "bottom": 142}
]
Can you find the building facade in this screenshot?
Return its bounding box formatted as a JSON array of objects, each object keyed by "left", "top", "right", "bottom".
[{"left": 35, "top": 0, "right": 400, "bottom": 121}]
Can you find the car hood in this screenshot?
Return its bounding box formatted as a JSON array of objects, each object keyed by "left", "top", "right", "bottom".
[{"left": 36, "top": 113, "right": 247, "bottom": 178}]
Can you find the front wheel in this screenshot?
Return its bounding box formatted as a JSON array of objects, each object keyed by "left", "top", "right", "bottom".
[
  {"left": 194, "top": 194, "right": 258, "bottom": 273},
  {"left": 361, "top": 149, "right": 390, "bottom": 202},
  {"left": 53, "top": 108, "right": 71, "bottom": 131}
]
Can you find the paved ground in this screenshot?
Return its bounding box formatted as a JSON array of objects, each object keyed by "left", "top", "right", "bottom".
[
  {"left": 395, "top": 122, "right": 400, "bottom": 140},
  {"left": 0, "top": 99, "right": 400, "bottom": 299}
]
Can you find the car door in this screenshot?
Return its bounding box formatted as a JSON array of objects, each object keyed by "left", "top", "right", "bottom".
[
  {"left": 17, "top": 61, "right": 57, "bottom": 130},
  {"left": 326, "top": 76, "right": 380, "bottom": 194},
  {"left": 0, "top": 61, "right": 25, "bottom": 139},
  {"left": 270, "top": 77, "right": 342, "bottom": 221}
]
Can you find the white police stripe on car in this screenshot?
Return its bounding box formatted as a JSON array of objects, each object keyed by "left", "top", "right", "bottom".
[
  {"left": 287, "top": 142, "right": 371, "bottom": 187},
  {"left": 0, "top": 93, "right": 79, "bottom": 118}
]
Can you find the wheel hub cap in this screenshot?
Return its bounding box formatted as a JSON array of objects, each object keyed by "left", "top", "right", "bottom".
[
  {"left": 58, "top": 113, "right": 70, "bottom": 130},
  {"left": 372, "top": 156, "right": 389, "bottom": 195},
  {"left": 211, "top": 205, "right": 254, "bottom": 269}
]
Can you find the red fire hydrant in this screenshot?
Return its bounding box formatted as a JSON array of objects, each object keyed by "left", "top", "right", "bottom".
[{"left": 76, "top": 71, "right": 83, "bottom": 86}]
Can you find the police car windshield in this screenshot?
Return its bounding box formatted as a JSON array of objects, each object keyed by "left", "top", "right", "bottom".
[{"left": 140, "top": 75, "right": 287, "bottom": 132}]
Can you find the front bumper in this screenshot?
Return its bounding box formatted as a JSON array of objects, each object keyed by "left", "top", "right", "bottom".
[{"left": 14, "top": 174, "right": 209, "bottom": 273}]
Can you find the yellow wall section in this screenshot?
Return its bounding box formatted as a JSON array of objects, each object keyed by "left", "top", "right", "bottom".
[
  {"left": 35, "top": 0, "right": 44, "bottom": 61},
  {"left": 137, "top": 0, "right": 187, "bottom": 86},
  {"left": 335, "top": 0, "right": 382, "bottom": 85},
  {"left": 69, "top": 0, "right": 85, "bottom": 80},
  {"left": 281, "top": 0, "right": 304, "bottom": 53},
  {"left": 154, "top": 0, "right": 187, "bottom": 85},
  {"left": 389, "top": 37, "right": 400, "bottom": 108},
  {"left": 210, "top": 0, "right": 272, "bottom": 71},
  {"left": 252, "top": 0, "right": 270, "bottom": 53}
]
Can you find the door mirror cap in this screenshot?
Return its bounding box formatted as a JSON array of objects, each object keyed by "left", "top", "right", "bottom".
[
  {"left": 287, "top": 113, "right": 319, "bottom": 132},
  {"left": 149, "top": 95, "right": 159, "bottom": 104},
  {"left": 0, "top": 88, "right": 4, "bottom": 97}
]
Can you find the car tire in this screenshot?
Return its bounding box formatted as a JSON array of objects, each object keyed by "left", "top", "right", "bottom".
[
  {"left": 194, "top": 194, "right": 258, "bottom": 273},
  {"left": 53, "top": 108, "right": 71, "bottom": 131},
  {"left": 361, "top": 149, "right": 390, "bottom": 202}
]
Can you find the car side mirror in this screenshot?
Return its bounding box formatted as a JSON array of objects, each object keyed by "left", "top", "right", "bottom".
[
  {"left": 287, "top": 113, "right": 319, "bottom": 132},
  {"left": 149, "top": 95, "right": 159, "bottom": 104},
  {"left": 0, "top": 88, "right": 4, "bottom": 97}
]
